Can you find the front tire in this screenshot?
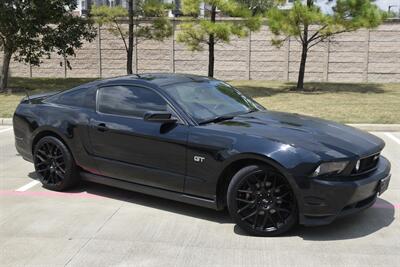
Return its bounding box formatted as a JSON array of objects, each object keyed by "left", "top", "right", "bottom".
[
  {"left": 33, "top": 136, "right": 79, "bottom": 191},
  {"left": 227, "top": 164, "right": 297, "bottom": 236}
]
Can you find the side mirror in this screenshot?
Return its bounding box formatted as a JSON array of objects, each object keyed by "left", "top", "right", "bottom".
[{"left": 144, "top": 111, "right": 177, "bottom": 124}]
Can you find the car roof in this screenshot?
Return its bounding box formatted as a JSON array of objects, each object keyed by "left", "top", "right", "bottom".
[{"left": 95, "top": 73, "right": 215, "bottom": 88}]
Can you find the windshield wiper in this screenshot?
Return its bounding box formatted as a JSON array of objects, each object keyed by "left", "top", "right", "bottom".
[{"left": 199, "top": 115, "right": 235, "bottom": 125}]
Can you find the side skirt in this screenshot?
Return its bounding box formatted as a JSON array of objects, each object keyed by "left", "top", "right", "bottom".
[{"left": 80, "top": 171, "right": 218, "bottom": 210}]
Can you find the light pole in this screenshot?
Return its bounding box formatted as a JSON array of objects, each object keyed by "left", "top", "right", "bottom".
[{"left": 388, "top": 4, "right": 400, "bottom": 17}]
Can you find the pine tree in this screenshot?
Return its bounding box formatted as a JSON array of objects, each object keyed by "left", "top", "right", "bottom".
[
  {"left": 268, "top": 0, "right": 386, "bottom": 90},
  {"left": 177, "top": 0, "right": 262, "bottom": 77}
]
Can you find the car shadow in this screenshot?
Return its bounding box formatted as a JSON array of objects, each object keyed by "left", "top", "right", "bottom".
[
  {"left": 295, "top": 198, "right": 395, "bottom": 241},
  {"left": 30, "top": 172, "right": 232, "bottom": 225},
  {"left": 28, "top": 172, "right": 395, "bottom": 240},
  {"left": 234, "top": 197, "right": 395, "bottom": 240},
  {"left": 78, "top": 181, "right": 233, "bottom": 224}
]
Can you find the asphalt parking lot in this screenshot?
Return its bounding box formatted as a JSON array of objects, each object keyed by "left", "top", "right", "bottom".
[{"left": 0, "top": 125, "right": 399, "bottom": 267}]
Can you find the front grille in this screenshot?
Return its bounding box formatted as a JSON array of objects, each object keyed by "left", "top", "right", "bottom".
[{"left": 352, "top": 153, "right": 380, "bottom": 175}]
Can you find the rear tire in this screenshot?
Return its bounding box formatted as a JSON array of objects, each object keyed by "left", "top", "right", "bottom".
[
  {"left": 33, "top": 136, "right": 79, "bottom": 191},
  {"left": 227, "top": 164, "right": 298, "bottom": 236}
]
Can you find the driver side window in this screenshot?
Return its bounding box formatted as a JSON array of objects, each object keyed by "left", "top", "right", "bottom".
[{"left": 97, "top": 85, "right": 168, "bottom": 118}]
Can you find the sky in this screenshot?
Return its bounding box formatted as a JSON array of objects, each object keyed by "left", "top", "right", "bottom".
[
  {"left": 375, "top": 0, "right": 400, "bottom": 12},
  {"left": 283, "top": 0, "right": 400, "bottom": 14}
]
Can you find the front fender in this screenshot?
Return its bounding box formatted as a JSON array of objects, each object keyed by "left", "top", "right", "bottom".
[
  {"left": 226, "top": 135, "right": 321, "bottom": 175},
  {"left": 220, "top": 152, "right": 292, "bottom": 179},
  {"left": 214, "top": 136, "right": 322, "bottom": 210}
]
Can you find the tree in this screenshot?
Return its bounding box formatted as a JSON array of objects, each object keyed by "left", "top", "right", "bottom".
[
  {"left": 267, "top": 0, "right": 386, "bottom": 90},
  {"left": 92, "top": 0, "right": 173, "bottom": 75},
  {"left": 0, "top": 0, "right": 96, "bottom": 92},
  {"left": 177, "top": 0, "right": 262, "bottom": 77}
]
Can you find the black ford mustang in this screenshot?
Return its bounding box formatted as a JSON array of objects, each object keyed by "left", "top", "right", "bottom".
[{"left": 13, "top": 73, "right": 391, "bottom": 236}]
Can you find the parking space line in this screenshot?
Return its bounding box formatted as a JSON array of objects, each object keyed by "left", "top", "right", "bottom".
[
  {"left": 0, "top": 190, "right": 102, "bottom": 199},
  {"left": 15, "top": 180, "right": 40, "bottom": 192},
  {"left": 373, "top": 203, "right": 400, "bottom": 209},
  {"left": 0, "top": 127, "right": 12, "bottom": 133},
  {"left": 384, "top": 132, "right": 400, "bottom": 145}
]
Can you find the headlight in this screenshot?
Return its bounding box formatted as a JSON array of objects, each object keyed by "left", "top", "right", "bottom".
[{"left": 312, "top": 161, "right": 349, "bottom": 177}]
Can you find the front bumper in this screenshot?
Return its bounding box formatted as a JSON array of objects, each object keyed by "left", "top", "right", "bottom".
[{"left": 298, "top": 156, "right": 391, "bottom": 226}]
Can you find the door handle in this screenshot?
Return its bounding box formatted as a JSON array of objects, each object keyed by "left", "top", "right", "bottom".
[{"left": 97, "top": 123, "right": 108, "bottom": 132}]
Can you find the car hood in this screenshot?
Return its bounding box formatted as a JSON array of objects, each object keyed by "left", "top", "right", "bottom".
[{"left": 214, "top": 111, "right": 384, "bottom": 159}]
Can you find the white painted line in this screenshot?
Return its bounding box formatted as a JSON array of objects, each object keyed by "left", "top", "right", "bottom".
[
  {"left": 385, "top": 132, "right": 400, "bottom": 145},
  {"left": 0, "top": 127, "right": 12, "bottom": 133},
  {"left": 15, "top": 180, "right": 40, "bottom": 192}
]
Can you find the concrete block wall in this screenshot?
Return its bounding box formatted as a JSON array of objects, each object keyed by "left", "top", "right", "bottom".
[{"left": 1, "top": 20, "right": 400, "bottom": 83}]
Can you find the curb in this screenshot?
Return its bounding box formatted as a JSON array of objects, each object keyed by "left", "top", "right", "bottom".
[
  {"left": 1, "top": 118, "right": 12, "bottom": 125},
  {"left": 347, "top": 124, "right": 400, "bottom": 132},
  {"left": 0, "top": 118, "right": 399, "bottom": 131}
]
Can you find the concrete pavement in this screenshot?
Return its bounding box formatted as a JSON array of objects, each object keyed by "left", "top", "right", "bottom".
[{"left": 0, "top": 125, "right": 399, "bottom": 266}]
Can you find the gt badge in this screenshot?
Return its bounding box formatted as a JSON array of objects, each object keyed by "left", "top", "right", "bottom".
[{"left": 194, "top": 156, "right": 205, "bottom": 163}]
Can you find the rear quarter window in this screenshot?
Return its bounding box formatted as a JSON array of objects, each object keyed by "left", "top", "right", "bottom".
[{"left": 48, "top": 87, "right": 97, "bottom": 109}]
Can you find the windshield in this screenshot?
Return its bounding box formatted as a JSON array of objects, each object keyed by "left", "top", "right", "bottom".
[{"left": 162, "top": 80, "right": 263, "bottom": 124}]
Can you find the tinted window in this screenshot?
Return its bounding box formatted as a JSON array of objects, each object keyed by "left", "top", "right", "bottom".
[
  {"left": 98, "top": 85, "right": 167, "bottom": 117},
  {"left": 50, "top": 87, "right": 96, "bottom": 109},
  {"left": 162, "top": 81, "right": 262, "bottom": 123}
]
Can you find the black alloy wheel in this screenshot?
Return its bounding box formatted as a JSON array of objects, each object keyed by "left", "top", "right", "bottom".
[
  {"left": 33, "top": 136, "right": 79, "bottom": 191},
  {"left": 227, "top": 165, "right": 297, "bottom": 236}
]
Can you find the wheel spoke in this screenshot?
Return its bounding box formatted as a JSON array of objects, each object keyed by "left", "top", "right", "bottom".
[
  {"left": 238, "top": 189, "right": 253, "bottom": 194},
  {"left": 263, "top": 173, "right": 267, "bottom": 184},
  {"left": 237, "top": 203, "right": 252, "bottom": 214},
  {"left": 54, "top": 171, "right": 63, "bottom": 183},
  {"left": 252, "top": 170, "right": 264, "bottom": 180},
  {"left": 261, "top": 213, "right": 269, "bottom": 228},
  {"left": 276, "top": 191, "right": 290, "bottom": 198},
  {"left": 36, "top": 162, "right": 47, "bottom": 167},
  {"left": 275, "top": 184, "right": 286, "bottom": 191},
  {"left": 241, "top": 211, "right": 257, "bottom": 221},
  {"left": 56, "top": 165, "right": 66, "bottom": 174},
  {"left": 252, "top": 212, "right": 259, "bottom": 229},
  {"left": 277, "top": 207, "right": 291, "bottom": 214},
  {"left": 278, "top": 199, "right": 292, "bottom": 205},
  {"left": 55, "top": 170, "right": 63, "bottom": 178},
  {"left": 44, "top": 143, "right": 51, "bottom": 153},
  {"left": 49, "top": 144, "right": 56, "bottom": 156},
  {"left": 276, "top": 210, "right": 285, "bottom": 223},
  {"left": 48, "top": 171, "right": 54, "bottom": 184},
  {"left": 245, "top": 179, "right": 256, "bottom": 191},
  {"left": 263, "top": 174, "right": 273, "bottom": 189},
  {"left": 269, "top": 213, "right": 278, "bottom": 228},
  {"left": 236, "top": 198, "right": 255, "bottom": 204},
  {"left": 36, "top": 154, "right": 47, "bottom": 163},
  {"left": 37, "top": 149, "right": 47, "bottom": 157},
  {"left": 52, "top": 171, "right": 58, "bottom": 184},
  {"left": 54, "top": 155, "right": 63, "bottom": 160},
  {"left": 37, "top": 167, "right": 50, "bottom": 173},
  {"left": 271, "top": 175, "right": 277, "bottom": 189}
]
